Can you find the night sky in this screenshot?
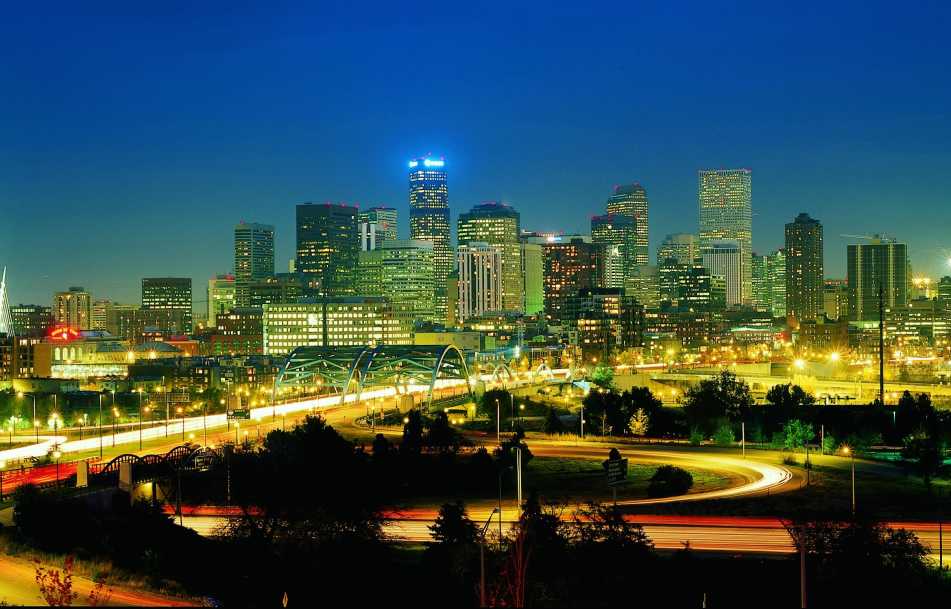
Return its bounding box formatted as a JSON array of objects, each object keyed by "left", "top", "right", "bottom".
[{"left": 2, "top": 1, "right": 950, "bottom": 306}]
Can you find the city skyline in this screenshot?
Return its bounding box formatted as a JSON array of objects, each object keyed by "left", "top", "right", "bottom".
[{"left": 3, "top": 3, "right": 951, "bottom": 304}]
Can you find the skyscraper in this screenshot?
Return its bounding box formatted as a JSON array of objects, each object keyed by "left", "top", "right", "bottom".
[
  {"left": 141, "top": 278, "right": 192, "bottom": 333},
  {"left": 701, "top": 241, "right": 743, "bottom": 307},
  {"left": 823, "top": 279, "right": 849, "bottom": 321},
  {"left": 520, "top": 241, "right": 544, "bottom": 316},
  {"left": 296, "top": 203, "right": 359, "bottom": 297},
  {"left": 9, "top": 304, "right": 52, "bottom": 337},
  {"left": 542, "top": 236, "right": 605, "bottom": 321},
  {"left": 357, "top": 239, "right": 436, "bottom": 323},
  {"left": 207, "top": 274, "right": 236, "bottom": 327},
  {"left": 234, "top": 222, "right": 275, "bottom": 307},
  {"left": 408, "top": 157, "right": 451, "bottom": 321},
  {"left": 606, "top": 183, "right": 649, "bottom": 267},
  {"left": 0, "top": 268, "right": 11, "bottom": 336},
  {"left": 456, "top": 243, "right": 503, "bottom": 323},
  {"left": 784, "top": 213, "right": 824, "bottom": 325},
  {"left": 53, "top": 287, "right": 92, "bottom": 330},
  {"left": 358, "top": 207, "right": 398, "bottom": 243},
  {"left": 657, "top": 233, "right": 699, "bottom": 266},
  {"left": 591, "top": 214, "right": 636, "bottom": 288},
  {"left": 752, "top": 250, "right": 786, "bottom": 318},
  {"left": 847, "top": 237, "right": 908, "bottom": 321},
  {"left": 91, "top": 299, "right": 111, "bottom": 331},
  {"left": 457, "top": 202, "right": 523, "bottom": 313},
  {"left": 699, "top": 169, "right": 752, "bottom": 303}
]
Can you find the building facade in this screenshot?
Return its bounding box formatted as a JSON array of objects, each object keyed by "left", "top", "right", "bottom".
[
  {"left": 521, "top": 241, "right": 544, "bottom": 316},
  {"left": 542, "top": 237, "right": 605, "bottom": 322},
  {"left": 457, "top": 202, "right": 523, "bottom": 313},
  {"left": 823, "top": 279, "right": 849, "bottom": 321},
  {"left": 752, "top": 250, "right": 787, "bottom": 318},
  {"left": 456, "top": 243, "right": 503, "bottom": 323},
  {"left": 141, "top": 277, "right": 192, "bottom": 333},
  {"left": 784, "top": 213, "right": 824, "bottom": 325},
  {"left": 591, "top": 214, "right": 636, "bottom": 289},
  {"left": 10, "top": 304, "right": 53, "bottom": 338},
  {"left": 698, "top": 169, "right": 752, "bottom": 303},
  {"left": 358, "top": 207, "right": 398, "bottom": 245},
  {"left": 234, "top": 222, "right": 275, "bottom": 307},
  {"left": 408, "top": 157, "right": 451, "bottom": 321},
  {"left": 657, "top": 233, "right": 699, "bottom": 266},
  {"left": 564, "top": 288, "right": 644, "bottom": 360},
  {"left": 605, "top": 183, "right": 649, "bottom": 267},
  {"left": 207, "top": 274, "right": 236, "bottom": 328},
  {"left": 847, "top": 237, "right": 908, "bottom": 321},
  {"left": 296, "top": 203, "right": 359, "bottom": 297},
  {"left": 53, "top": 287, "right": 92, "bottom": 330},
  {"left": 701, "top": 241, "right": 743, "bottom": 307},
  {"left": 357, "top": 239, "right": 436, "bottom": 323}
]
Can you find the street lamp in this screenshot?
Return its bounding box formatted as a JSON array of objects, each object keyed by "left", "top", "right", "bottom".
[
  {"left": 17, "top": 392, "right": 37, "bottom": 444},
  {"left": 176, "top": 406, "right": 185, "bottom": 441},
  {"left": 479, "top": 507, "right": 500, "bottom": 607},
  {"left": 495, "top": 398, "right": 501, "bottom": 446},
  {"left": 842, "top": 445, "right": 856, "bottom": 516}
]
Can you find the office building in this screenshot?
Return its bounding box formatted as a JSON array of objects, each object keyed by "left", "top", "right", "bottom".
[
  {"left": 542, "top": 236, "right": 605, "bottom": 322},
  {"left": 408, "top": 157, "right": 451, "bottom": 320},
  {"left": 210, "top": 307, "right": 264, "bottom": 356},
  {"left": 699, "top": 169, "right": 752, "bottom": 303},
  {"left": 457, "top": 202, "right": 523, "bottom": 313},
  {"left": 296, "top": 203, "right": 359, "bottom": 297},
  {"left": 53, "top": 287, "right": 92, "bottom": 330},
  {"left": 456, "top": 243, "right": 503, "bottom": 323},
  {"left": 847, "top": 237, "right": 908, "bottom": 321},
  {"left": 141, "top": 277, "right": 192, "bottom": 333},
  {"left": 625, "top": 265, "right": 660, "bottom": 310},
  {"left": 234, "top": 222, "right": 275, "bottom": 307},
  {"left": 90, "top": 299, "right": 111, "bottom": 331},
  {"left": 116, "top": 308, "right": 187, "bottom": 342},
  {"left": 565, "top": 288, "right": 644, "bottom": 361},
  {"left": 606, "top": 183, "right": 649, "bottom": 267},
  {"left": 752, "top": 250, "right": 786, "bottom": 318},
  {"left": 785, "top": 213, "right": 824, "bottom": 325},
  {"left": 207, "top": 274, "right": 236, "bottom": 328},
  {"left": 591, "top": 214, "right": 636, "bottom": 288},
  {"left": 359, "top": 207, "right": 398, "bottom": 245},
  {"left": 657, "top": 233, "right": 699, "bottom": 267},
  {"left": 0, "top": 268, "right": 9, "bottom": 337},
  {"left": 938, "top": 276, "right": 951, "bottom": 312},
  {"left": 248, "top": 273, "right": 304, "bottom": 308},
  {"left": 10, "top": 304, "right": 53, "bottom": 338},
  {"left": 520, "top": 241, "right": 544, "bottom": 316},
  {"left": 823, "top": 279, "right": 849, "bottom": 321},
  {"left": 701, "top": 241, "right": 743, "bottom": 307},
  {"left": 263, "top": 298, "right": 413, "bottom": 355},
  {"left": 357, "top": 239, "right": 436, "bottom": 323}
]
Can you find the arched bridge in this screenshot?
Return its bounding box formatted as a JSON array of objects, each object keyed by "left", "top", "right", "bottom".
[{"left": 274, "top": 344, "right": 475, "bottom": 411}]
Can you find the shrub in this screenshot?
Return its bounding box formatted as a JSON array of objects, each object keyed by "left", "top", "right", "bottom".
[
  {"left": 688, "top": 428, "right": 704, "bottom": 446},
  {"left": 713, "top": 423, "right": 734, "bottom": 447},
  {"left": 647, "top": 465, "right": 693, "bottom": 498}
]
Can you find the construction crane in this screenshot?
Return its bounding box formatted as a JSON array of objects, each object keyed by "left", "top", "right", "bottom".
[{"left": 839, "top": 233, "right": 891, "bottom": 243}]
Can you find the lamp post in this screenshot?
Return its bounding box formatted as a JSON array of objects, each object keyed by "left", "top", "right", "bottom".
[
  {"left": 112, "top": 407, "right": 119, "bottom": 447},
  {"left": 480, "top": 507, "right": 500, "bottom": 607},
  {"left": 97, "top": 393, "right": 103, "bottom": 460},
  {"left": 495, "top": 398, "right": 500, "bottom": 446},
  {"left": 137, "top": 389, "right": 144, "bottom": 450},
  {"left": 842, "top": 446, "right": 856, "bottom": 516},
  {"left": 18, "top": 393, "right": 37, "bottom": 445},
  {"left": 177, "top": 406, "right": 185, "bottom": 441}
]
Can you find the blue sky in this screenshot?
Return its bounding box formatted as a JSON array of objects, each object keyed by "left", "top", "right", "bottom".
[{"left": 2, "top": 1, "right": 950, "bottom": 305}]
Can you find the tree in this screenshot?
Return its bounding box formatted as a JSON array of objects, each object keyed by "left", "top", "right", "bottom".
[
  {"left": 496, "top": 428, "right": 533, "bottom": 470},
  {"left": 480, "top": 389, "right": 512, "bottom": 420},
  {"left": 371, "top": 433, "right": 390, "bottom": 460},
  {"left": 590, "top": 364, "right": 615, "bottom": 389},
  {"left": 425, "top": 411, "right": 461, "bottom": 453},
  {"left": 682, "top": 371, "right": 753, "bottom": 434},
  {"left": 902, "top": 434, "right": 944, "bottom": 489},
  {"left": 647, "top": 465, "right": 693, "bottom": 497},
  {"left": 783, "top": 419, "right": 813, "bottom": 452},
  {"left": 429, "top": 501, "right": 478, "bottom": 546},
  {"left": 544, "top": 407, "right": 565, "bottom": 435},
  {"left": 573, "top": 502, "right": 653, "bottom": 552},
  {"left": 629, "top": 408, "right": 650, "bottom": 436},
  {"left": 713, "top": 422, "right": 734, "bottom": 447},
  {"left": 766, "top": 383, "right": 816, "bottom": 408},
  {"left": 401, "top": 410, "right": 423, "bottom": 455}
]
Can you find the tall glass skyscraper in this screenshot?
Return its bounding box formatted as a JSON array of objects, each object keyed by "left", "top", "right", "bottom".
[
  {"left": 457, "top": 202, "right": 523, "bottom": 313},
  {"left": 234, "top": 222, "right": 275, "bottom": 307},
  {"left": 591, "top": 213, "right": 636, "bottom": 288},
  {"left": 358, "top": 207, "right": 398, "bottom": 245},
  {"left": 606, "top": 183, "right": 649, "bottom": 267},
  {"left": 408, "top": 157, "right": 451, "bottom": 321},
  {"left": 699, "top": 169, "right": 753, "bottom": 303},
  {"left": 296, "top": 203, "right": 359, "bottom": 297},
  {"left": 847, "top": 237, "right": 907, "bottom": 321}
]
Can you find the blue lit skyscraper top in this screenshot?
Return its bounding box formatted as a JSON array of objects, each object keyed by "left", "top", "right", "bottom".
[{"left": 408, "top": 155, "right": 450, "bottom": 321}]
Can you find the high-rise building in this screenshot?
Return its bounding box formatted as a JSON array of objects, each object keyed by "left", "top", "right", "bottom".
[
  {"left": 210, "top": 307, "right": 264, "bottom": 356},
  {"left": 752, "top": 250, "right": 787, "bottom": 318},
  {"left": 248, "top": 273, "right": 305, "bottom": 308},
  {"left": 9, "top": 304, "right": 52, "bottom": 338},
  {"left": 359, "top": 207, "right": 398, "bottom": 244},
  {"left": 784, "top": 213, "right": 824, "bottom": 325},
  {"left": 938, "top": 276, "right": 951, "bottom": 313},
  {"left": 591, "top": 214, "right": 636, "bottom": 289},
  {"left": 0, "top": 268, "right": 10, "bottom": 336},
  {"left": 234, "top": 222, "right": 275, "bottom": 307},
  {"left": 701, "top": 241, "right": 743, "bottom": 307},
  {"left": 90, "top": 299, "right": 111, "bottom": 331},
  {"left": 53, "top": 287, "right": 92, "bottom": 330},
  {"left": 847, "top": 237, "right": 908, "bottom": 321},
  {"left": 141, "top": 277, "right": 192, "bottom": 333},
  {"left": 207, "top": 274, "right": 236, "bottom": 328},
  {"left": 606, "top": 183, "right": 649, "bottom": 267},
  {"left": 520, "top": 241, "right": 544, "bottom": 316},
  {"left": 677, "top": 264, "right": 723, "bottom": 311},
  {"left": 457, "top": 203, "right": 523, "bottom": 312},
  {"left": 699, "top": 169, "right": 752, "bottom": 303},
  {"left": 408, "top": 157, "right": 451, "bottom": 320},
  {"left": 657, "top": 233, "right": 699, "bottom": 267},
  {"left": 296, "top": 203, "right": 359, "bottom": 297},
  {"left": 565, "top": 288, "right": 644, "bottom": 360},
  {"left": 625, "top": 265, "right": 660, "bottom": 310},
  {"left": 542, "top": 236, "right": 605, "bottom": 321},
  {"left": 357, "top": 239, "right": 436, "bottom": 323},
  {"left": 823, "top": 279, "right": 849, "bottom": 321},
  {"left": 456, "top": 243, "right": 503, "bottom": 323},
  {"left": 263, "top": 298, "right": 413, "bottom": 355}
]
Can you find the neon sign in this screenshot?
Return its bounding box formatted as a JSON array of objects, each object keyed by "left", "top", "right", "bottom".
[{"left": 48, "top": 326, "right": 80, "bottom": 342}]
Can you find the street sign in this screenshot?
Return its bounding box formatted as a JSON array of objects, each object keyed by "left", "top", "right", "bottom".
[
  {"left": 604, "top": 457, "right": 628, "bottom": 486},
  {"left": 227, "top": 409, "right": 251, "bottom": 420}
]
